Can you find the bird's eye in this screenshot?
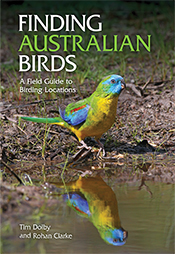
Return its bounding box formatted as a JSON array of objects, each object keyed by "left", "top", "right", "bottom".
[{"left": 111, "top": 79, "right": 115, "bottom": 83}]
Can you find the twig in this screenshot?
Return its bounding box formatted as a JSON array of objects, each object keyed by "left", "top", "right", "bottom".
[
  {"left": 127, "top": 77, "right": 151, "bottom": 96},
  {"left": 0, "top": 98, "right": 58, "bottom": 113},
  {"left": 142, "top": 77, "right": 151, "bottom": 91},
  {"left": 138, "top": 176, "right": 152, "bottom": 197},
  {"left": 0, "top": 114, "right": 18, "bottom": 123},
  {"left": 16, "top": 124, "right": 29, "bottom": 137},
  {"left": 1, "top": 160, "right": 24, "bottom": 185},
  {"left": 127, "top": 78, "right": 168, "bottom": 96},
  {"left": 126, "top": 83, "right": 142, "bottom": 97}
]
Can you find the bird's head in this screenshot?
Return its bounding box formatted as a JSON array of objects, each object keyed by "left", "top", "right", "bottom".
[
  {"left": 103, "top": 227, "right": 128, "bottom": 246},
  {"left": 99, "top": 74, "right": 126, "bottom": 96}
]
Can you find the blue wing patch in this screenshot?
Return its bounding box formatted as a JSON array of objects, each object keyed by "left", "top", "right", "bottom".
[
  {"left": 63, "top": 193, "right": 91, "bottom": 217},
  {"left": 59, "top": 104, "right": 90, "bottom": 126}
]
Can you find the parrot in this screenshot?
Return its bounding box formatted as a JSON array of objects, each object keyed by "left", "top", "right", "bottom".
[
  {"left": 21, "top": 74, "right": 125, "bottom": 157},
  {"left": 52, "top": 175, "right": 128, "bottom": 246}
]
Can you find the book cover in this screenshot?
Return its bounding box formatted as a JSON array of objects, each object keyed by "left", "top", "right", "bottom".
[{"left": 1, "top": 1, "right": 174, "bottom": 254}]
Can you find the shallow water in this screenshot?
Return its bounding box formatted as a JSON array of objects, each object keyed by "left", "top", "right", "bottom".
[{"left": 2, "top": 178, "right": 174, "bottom": 254}]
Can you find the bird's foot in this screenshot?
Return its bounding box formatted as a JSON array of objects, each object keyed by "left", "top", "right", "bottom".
[
  {"left": 67, "top": 140, "right": 92, "bottom": 165},
  {"left": 77, "top": 140, "right": 92, "bottom": 151},
  {"left": 67, "top": 140, "right": 92, "bottom": 164}
]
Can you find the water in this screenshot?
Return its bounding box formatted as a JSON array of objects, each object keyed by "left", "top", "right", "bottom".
[{"left": 2, "top": 177, "right": 174, "bottom": 254}]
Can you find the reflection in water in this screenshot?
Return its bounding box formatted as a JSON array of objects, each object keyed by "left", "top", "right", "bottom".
[{"left": 55, "top": 176, "right": 128, "bottom": 246}]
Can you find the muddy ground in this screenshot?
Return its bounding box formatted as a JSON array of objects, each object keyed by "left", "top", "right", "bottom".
[
  {"left": 1, "top": 76, "right": 175, "bottom": 230},
  {"left": 1, "top": 73, "right": 175, "bottom": 179}
]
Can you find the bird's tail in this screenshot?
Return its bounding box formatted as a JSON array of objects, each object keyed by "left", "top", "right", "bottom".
[
  {"left": 21, "top": 116, "right": 66, "bottom": 128},
  {"left": 20, "top": 116, "right": 80, "bottom": 140}
]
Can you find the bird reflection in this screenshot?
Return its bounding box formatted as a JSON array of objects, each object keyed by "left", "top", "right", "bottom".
[{"left": 54, "top": 176, "right": 128, "bottom": 246}]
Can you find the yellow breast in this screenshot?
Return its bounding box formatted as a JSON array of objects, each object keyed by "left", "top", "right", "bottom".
[{"left": 74, "top": 95, "right": 119, "bottom": 141}]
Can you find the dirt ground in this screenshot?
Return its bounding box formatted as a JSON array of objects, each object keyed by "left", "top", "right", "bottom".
[
  {"left": 1, "top": 74, "right": 175, "bottom": 183},
  {"left": 1, "top": 77, "right": 175, "bottom": 229}
]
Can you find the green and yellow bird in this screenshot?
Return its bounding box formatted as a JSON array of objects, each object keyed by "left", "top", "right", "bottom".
[
  {"left": 52, "top": 175, "right": 128, "bottom": 246},
  {"left": 21, "top": 74, "right": 125, "bottom": 156}
]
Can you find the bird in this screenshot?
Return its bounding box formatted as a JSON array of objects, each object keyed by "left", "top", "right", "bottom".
[
  {"left": 21, "top": 74, "right": 125, "bottom": 157},
  {"left": 54, "top": 175, "right": 128, "bottom": 246}
]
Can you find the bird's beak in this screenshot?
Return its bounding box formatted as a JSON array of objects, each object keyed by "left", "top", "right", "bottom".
[
  {"left": 121, "top": 80, "right": 126, "bottom": 90},
  {"left": 123, "top": 230, "right": 128, "bottom": 241}
]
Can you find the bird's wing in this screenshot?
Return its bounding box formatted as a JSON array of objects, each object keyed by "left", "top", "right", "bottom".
[
  {"left": 59, "top": 99, "right": 90, "bottom": 126},
  {"left": 63, "top": 193, "right": 91, "bottom": 217}
]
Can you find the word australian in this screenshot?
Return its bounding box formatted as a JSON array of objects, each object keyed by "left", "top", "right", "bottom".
[{"left": 18, "top": 14, "right": 151, "bottom": 72}]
